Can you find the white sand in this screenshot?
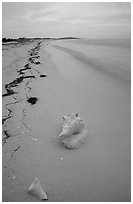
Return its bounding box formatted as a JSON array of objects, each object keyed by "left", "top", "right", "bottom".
[{"left": 2, "top": 39, "right": 130, "bottom": 201}]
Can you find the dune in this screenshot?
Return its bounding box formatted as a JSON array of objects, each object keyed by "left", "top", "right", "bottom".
[{"left": 2, "top": 38, "right": 131, "bottom": 202}]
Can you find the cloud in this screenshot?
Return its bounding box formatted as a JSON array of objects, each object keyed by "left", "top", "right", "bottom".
[
  {"left": 21, "top": 5, "right": 60, "bottom": 21},
  {"left": 3, "top": 2, "right": 131, "bottom": 38},
  {"left": 22, "top": 2, "right": 130, "bottom": 26},
  {"left": 21, "top": 3, "right": 80, "bottom": 23}
]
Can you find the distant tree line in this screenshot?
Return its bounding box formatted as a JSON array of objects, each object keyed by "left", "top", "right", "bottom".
[
  {"left": 2, "top": 37, "right": 50, "bottom": 43},
  {"left": 2, "top": 37, "right": 32, "bottom": 43},
  {"left": 2, "top": 36, "right": 80, "bottom": 43},
  {"left": 2, "top": 38, "right": 17, "bottom": 42},
  {"left": 54, "top": 37, "right": 80, "bottom": 40}
]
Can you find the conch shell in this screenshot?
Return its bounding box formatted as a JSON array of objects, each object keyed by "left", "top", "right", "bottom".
[
  {"left": 28, "top": 177, "right": 48, "bottom": 200},
  {"left": 59, "top": 113, "right": 88, "bottom": 149}
]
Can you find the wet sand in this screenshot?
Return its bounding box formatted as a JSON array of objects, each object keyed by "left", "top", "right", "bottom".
[{"left": 2, "top": 39, "right": 131, "bottom": 202}]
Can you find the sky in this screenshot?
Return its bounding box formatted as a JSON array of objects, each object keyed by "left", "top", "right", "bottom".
[{"left": 2, "top": 2, "right": 131, "bottom": 39}]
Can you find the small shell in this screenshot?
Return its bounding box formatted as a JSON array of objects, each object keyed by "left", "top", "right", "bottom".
[
  {"left": 59, "top": 113, "right": 88, "bottom": 149},
  {"left": 28, "top": 177, "right": 48, "bottom": 200}
]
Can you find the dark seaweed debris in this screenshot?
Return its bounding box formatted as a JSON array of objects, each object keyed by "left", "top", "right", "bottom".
[
  {"left": 30, "top": 55, "right": 40, "bottom": 59},
  {"left": 2, "top": 116, "right": 11, "bottom": 124},
  {"left": 2, "top": 89, "right": 16, "bottom": 97},
  {"left": 28, "top": 57, "right": 35, "bottom": 63},
  {"left": 2, "top": 130, "right": 11, "bottom": 144},
  {"left": 28, "top": 42, "right": 41, "bottom": 64},
  {"left": 5, "top": 77, "right": 24, "bottom": 89},
  {"left": 17, "top": 65, "right": 31, "bottom": 74},
  {"left": 28, "top": 57, "right": 41, "bottom": 65},
  {"left": 40, "top": 74, "right": 47, "bottom": 78},
  {"left": 18, "top": 70, "right": 25, "bottom": 75},
  {"left": 3, "top": 75, "right": 36, "bottom": 97},
  {"left": 24, "top": 63, "right": 30, "bottom": 69},
  {"left": 11, "top": 145, "right": 21, "bottom": 158},
  {"left": 27, "top": 97, "right": 38, "bottom": 105},
  {"left": 34, "top": 61, "right": 41, "bottom": 65},
  {"left": 23, "top": 75, "right": 35, "bottom": 79}
]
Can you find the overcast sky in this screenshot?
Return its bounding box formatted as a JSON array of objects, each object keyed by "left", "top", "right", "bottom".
[{"left": 2, "top": 2, "right": 131, "bottom": 39}]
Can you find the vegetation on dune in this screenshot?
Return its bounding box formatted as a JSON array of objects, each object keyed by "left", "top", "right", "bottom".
[{"left": 2, "top": 36, "right": 80, "bottom": 43}]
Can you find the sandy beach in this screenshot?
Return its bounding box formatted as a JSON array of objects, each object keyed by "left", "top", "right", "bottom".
[{"left": 2, "top": 38, "right": 131, "bottom": 202}]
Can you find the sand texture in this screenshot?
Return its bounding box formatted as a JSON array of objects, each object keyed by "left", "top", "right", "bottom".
[{"left": 2, "top": 39, "right": 131, "bottom": 202}]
